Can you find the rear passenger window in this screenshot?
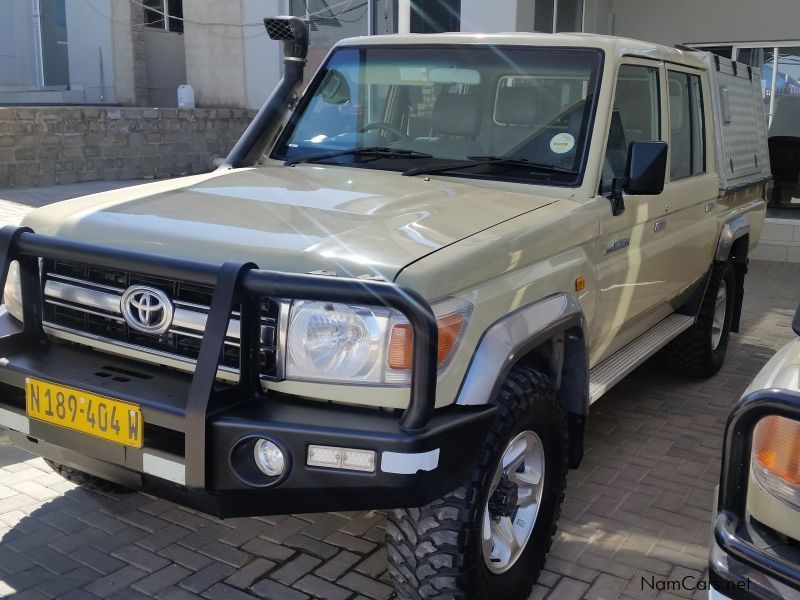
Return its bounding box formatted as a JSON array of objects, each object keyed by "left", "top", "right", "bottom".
[
  {"left": 668, "top": 71, "right": 706, "bottom": 180},
  {"left": 601, "top": 64, "right": 661, "bottom": 193}
]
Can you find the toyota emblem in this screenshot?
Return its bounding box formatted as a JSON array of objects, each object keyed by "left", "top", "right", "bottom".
[{"left": 120, "top": 286, "right": 174, "bottom": 335}]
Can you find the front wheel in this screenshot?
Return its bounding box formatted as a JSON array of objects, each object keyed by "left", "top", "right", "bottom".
[{"left": 386, "top": 365, "right": 568, "bottom": 600}]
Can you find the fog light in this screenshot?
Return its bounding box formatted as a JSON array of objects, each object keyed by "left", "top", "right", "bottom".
[
  {"left": 307, "top": 445, "right": 376, "bottom": 472},
  {"left": 253, "top": 439, "right": 285, "bottom": 477}
]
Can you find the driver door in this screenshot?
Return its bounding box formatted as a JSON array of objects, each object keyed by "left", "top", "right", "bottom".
[{"left": 591, "top": 59, "right": 673, "bottom": 364}]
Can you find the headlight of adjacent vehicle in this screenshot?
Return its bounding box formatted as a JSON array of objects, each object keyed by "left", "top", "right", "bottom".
[
  {"left": 752, "top": 415, "right": 800, "bottom": 509},
  {"left": 286, "top": 297, "right": 472, "bottom": 385},
  {"left": 2, "top": 261, "right": 23, "bottom": 323}
]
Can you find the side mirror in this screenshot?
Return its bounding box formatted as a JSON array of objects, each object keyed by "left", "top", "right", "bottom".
[
  {"left": 609, "top": 141, "right": 668, "bottom": 216},
  {"left": 626, "top": 141, "right": 668, "bottom": 195}
]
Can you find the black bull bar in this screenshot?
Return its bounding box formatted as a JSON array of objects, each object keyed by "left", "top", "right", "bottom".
[
  {"left": 714, "top": 388, "right": 800, "bottom": 593},
  {"left": 0, "top": 225, "right": 439, "bottom": 489}
]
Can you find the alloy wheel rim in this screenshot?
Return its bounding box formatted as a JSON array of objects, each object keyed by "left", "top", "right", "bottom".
[
  {"left": 481, "top": 430, "right": 545, "bottom": 574},
  {"left": 711, "top": 279, "right": 727, "bottom": 350}
]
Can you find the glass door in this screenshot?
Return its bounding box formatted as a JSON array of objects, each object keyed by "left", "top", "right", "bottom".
[{"left": 38, "top": 0, "right": 69, "bottom": 87}]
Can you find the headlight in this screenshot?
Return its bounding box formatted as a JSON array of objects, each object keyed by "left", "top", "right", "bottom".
[
  {"left": 285, "top": 297, "right": 472, "bottom": 385},
  {"left": 2, "top": 261, "right": 23, "bottom": 323},
  {"left": 752, "top": 415, "right": 800, "bottom": 509}
]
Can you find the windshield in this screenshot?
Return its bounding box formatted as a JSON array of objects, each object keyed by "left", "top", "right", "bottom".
[{"left": 273, "top": 45, "right": 603, "bottom": 186}]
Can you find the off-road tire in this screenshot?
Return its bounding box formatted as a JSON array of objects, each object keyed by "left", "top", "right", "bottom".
[
  {"left": 44, "top": 459, "right": 132, "bottom": 494},
  {"left": 665, "top": 261, "right": 736, "bottom": 378},
  {"left": 386, "top": 365, "right": 568, "bottom": 600}
]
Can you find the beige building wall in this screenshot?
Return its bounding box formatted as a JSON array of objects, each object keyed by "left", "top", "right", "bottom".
[
  {"left": 242, "top": 0, "right": 282, "bottom": 109},
  {"left": 182, "top": 0, "right": 283, "bottom": 109},
  {"left": 461, "top": 1, "right": 520, "bottom": 32},
  {"left": 459, "top": 0, "right": 799, "bottom": 45},
  {"left": 182, "top": 1, "right": 248, "bottom": 108},
  {"left": 111, "top": 0, "right": 147, "bottom": 106},
  {"left": 608, "top": 0, "right": 800, "bottom": 45},
  {"left": 65, "top": 0, "right": 116, "bottom": 103},
  {"left": 0, "top": 0, "right": 37, "bottom": 89}
]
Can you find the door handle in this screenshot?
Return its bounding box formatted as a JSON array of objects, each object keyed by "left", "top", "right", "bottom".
[{"left": 654, "top": 219, "right": 667, "bottom": 232}]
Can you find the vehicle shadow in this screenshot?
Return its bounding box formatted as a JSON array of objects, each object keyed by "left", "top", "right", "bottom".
[{"left": 0, "top": 445, "right": 37, "bottom": 470}]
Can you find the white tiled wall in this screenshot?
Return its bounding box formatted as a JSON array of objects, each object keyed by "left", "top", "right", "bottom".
[{"left": 751, "top": 218, "right": 800, "bottom": 262}]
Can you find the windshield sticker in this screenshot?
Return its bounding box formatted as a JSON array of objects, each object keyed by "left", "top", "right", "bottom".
[{"left": 550, "top": 133, "right": 575, "bottom": 154}]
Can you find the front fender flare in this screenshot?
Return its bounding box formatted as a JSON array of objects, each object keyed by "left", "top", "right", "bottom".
[{"left": 455, "top": 293, "right": 587, "bottom": 411}]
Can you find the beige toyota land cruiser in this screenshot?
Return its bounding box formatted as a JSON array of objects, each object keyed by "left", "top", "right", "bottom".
[{"left": 0, "top": 18, "right": 770, "bottom": 599}]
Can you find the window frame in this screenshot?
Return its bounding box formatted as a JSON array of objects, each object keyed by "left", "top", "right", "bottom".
[
  {"left": 533, "top": 0, "right": 586, "bottom": 33},
  {"left": 599, "top": 57, "right": 664, "bottom": 195},
  {"left": 270, "top": 43, "right": 606, "bottom": 189},
  {"left": 143, "top": 0, "right": 183, "bottom": 33},
  {"left": 665, "top": 66, "right": 707, "bottom": 181}
]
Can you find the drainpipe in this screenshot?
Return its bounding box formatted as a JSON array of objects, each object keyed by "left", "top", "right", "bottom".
[{"left": 222, "top": 17, "right": 309, "bottom": 169}]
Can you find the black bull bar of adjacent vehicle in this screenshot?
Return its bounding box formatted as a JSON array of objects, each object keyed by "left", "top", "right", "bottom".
[
  {"left": 0, "top": 225, "right": 440, "bottom": 490},
  {"left": 714, "top": 388, "right": 800, "bottom": 593}
]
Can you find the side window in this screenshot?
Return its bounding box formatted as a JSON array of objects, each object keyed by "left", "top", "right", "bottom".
[
  {"left": 689, "top": 75, "right": 706, "bottom": 175},
  {"left": 668, "top": 71, "right": 706, "bottom": 180},
  {"left": 601, "top": 64, "right": 661, "bottom": 193}
]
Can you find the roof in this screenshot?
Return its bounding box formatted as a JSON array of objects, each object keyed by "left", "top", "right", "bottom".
[{"left": 334, "top": 32, "right": 707, "bottom": 69}]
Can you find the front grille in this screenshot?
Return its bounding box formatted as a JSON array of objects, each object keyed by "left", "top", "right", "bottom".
[{"left": 41, "top": 259, "right": 281, "bottom": 379}]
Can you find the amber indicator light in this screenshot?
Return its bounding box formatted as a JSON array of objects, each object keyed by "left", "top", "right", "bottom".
[{"left": 388, "top": 312, "right": 466, "bottom": 370}]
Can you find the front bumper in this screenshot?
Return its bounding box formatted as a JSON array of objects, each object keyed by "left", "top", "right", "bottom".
[
  {"left": 0, "top": 227, "right": 495, "bottom": 517},
  {"left": 0, "top": 318, "right": 495, "bottom": 517}
]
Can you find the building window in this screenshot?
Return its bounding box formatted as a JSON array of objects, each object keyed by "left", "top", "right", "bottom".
[
  {"left": 534, "top": 0, "right": 584, "bottom": 33},
  {"left": 668, "top": 71, "right": 705, "bottom": 180},
  {"left": 143, "top": 0, "right": 183, "bottom": 33},
  {"left": 756, "top": 47, "right": 800, "bottom": 133},
  {"left": 411, "top": 0, "right": 461, "bottom": 33}
]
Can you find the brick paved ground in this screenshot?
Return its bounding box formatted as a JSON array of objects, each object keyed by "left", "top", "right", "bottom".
[
  {"left": 0, "top": 181, "right": 144, "bottom": 226},
  {"left": 0, "top": 260, "right": 798, "bottom": 600}
]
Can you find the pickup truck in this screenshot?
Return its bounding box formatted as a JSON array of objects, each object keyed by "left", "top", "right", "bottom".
[
  {"left": 0, "top": 18, "right": 770, "bottom": 600},
  {"left": 710, "top": 309, "right": 800, "bottom": 600}
]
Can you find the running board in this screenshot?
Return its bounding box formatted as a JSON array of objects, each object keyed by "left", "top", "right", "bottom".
[{"left": 589, "top": 314, "right": 694, "bottom": 403}]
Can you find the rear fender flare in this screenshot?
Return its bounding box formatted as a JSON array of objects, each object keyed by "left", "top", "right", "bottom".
[{"left": 716, "top": 216, "right": 750, "bottom": 263}]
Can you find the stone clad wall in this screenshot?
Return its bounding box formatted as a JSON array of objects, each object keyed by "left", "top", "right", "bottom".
[{"left": 0, "top": 106, "right": 257, "bottom": 187}]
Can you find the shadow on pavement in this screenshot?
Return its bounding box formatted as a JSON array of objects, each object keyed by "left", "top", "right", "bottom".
[{"left": 0, "top": 446, "right": 36, "bottom": 470}]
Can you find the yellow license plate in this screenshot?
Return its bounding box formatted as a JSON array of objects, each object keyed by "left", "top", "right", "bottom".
[{"left": 25, "top": 378, "right": 143, "bottom": 448}]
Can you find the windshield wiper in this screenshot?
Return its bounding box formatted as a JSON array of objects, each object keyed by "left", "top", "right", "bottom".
[
  {"left": 284, "top": 147, "right": 433, "bottom": 167},
  {"left": 402, "top": 155, "right": 577, "bottom": 177}
]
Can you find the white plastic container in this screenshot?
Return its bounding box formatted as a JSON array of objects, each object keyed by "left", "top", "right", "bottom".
[{"left": 177, "top": 84, "right": 195, "bottom": 109}]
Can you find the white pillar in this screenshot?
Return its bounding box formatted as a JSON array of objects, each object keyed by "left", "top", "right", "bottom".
[{"left": 398, "top": 0, "right": 411, "bottom": 33}]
